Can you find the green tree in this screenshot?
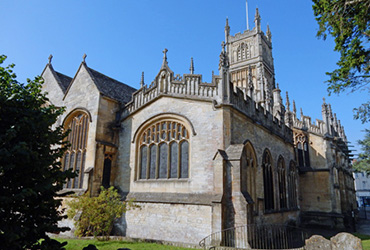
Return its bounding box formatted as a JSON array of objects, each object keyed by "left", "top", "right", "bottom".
[
  {"left": 67, "top": 187, "right": 134, "bottom": 240},
  {"left": 0, "top": 55, "right": 75, "bottom": 250},
  {"left": 312, "top": 0, "right": 370, "bottom": 123},
  {"left": 353, "top": 129, "right": 370, "bottom": 173}
]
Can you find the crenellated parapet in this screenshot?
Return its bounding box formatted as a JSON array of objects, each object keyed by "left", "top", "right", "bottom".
[
  {"left": 284, "top": 94, "right": 347, "bottom": 143},
  {"left": 228, "top": 81, "right": 293, "bottom": 143}
]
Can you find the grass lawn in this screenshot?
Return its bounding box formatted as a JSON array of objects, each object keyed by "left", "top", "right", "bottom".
[
  {"left": 55, "top": 238, "right": 196, "bottom": 250},
  {"left": 353, "top": 233, "right": 370, "bottom": 250}
]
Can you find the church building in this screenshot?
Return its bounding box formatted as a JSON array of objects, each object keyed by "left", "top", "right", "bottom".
[{"left": 41, "top": 7, "right": 356, "bottom": 246}]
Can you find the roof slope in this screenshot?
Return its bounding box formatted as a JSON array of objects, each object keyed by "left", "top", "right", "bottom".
[
  {"left": 54, "top": 71, "right": 72, "bottom": 94},
  {"left": 87, "top": 67, "right": 136, "bottom": 103}
]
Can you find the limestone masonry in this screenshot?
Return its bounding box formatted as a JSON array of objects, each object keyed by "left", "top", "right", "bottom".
[{"left": 41, "top": 6, "right": 355, "bottom": 246}]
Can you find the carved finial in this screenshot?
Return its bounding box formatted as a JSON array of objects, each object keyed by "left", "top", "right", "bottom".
[
  {"left": 48, "top": 54, "right": 53, "bottom": 64},
  {"left": 225, "top": 17, "right": 230, "bottom": 31},
  {"left": 255, "top": 8, "right": 260, "bottom": 21},
  {"left": 300, "top": 108, "right": 304, "bottom": 118},
  {"left": 254, "top": 8, "right": 261, "bottom": 32},
  {"left": 219, "top": 41, "right": 229, "bottom": 70},
  {"left": 266, "top": 24, "right": 272, "bottom": 41},
  {"left": 140, "top": 71, "right": 144, "bottom": 88},
  {"left": 189, "top": 57, "right": 194, "bottom": 74},
  {"left": 328, "top": 104, "right": 333, "bottom": 118},
  {"left": 163, "top": 48, "right": 168, "bottom": 61},
  {"left": 286, "top": 91, "right": 290, "bottom": 111},
  {"left": 212, "top": 70, "right": 214, "bottom": 78},
  {"left": 276, "top": 82, "right": 279, "bottom": 89},
  {"left": 323, "top": 97, "right": 326, "bottom": 104},
  {"left": 83, "top": 53, "right": 87, "bottom": 63},
  {"left": 293, "top": 100, "right": 297, "bottom": 114}
]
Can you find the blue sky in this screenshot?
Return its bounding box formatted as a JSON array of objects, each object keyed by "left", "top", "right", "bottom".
[{"left": 1, "top": 0, "right": 368, "bottom": 154}]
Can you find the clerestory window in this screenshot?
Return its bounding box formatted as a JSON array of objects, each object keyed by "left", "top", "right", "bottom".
[
  {"left": 62, "top": 112, "right": 89, "bottom": 189},
  {"left": 137, "top": 120, "right": 189, "bottom": 180},
  {"left": 295, "top": 133, "right": 310, "bottom": 168}
]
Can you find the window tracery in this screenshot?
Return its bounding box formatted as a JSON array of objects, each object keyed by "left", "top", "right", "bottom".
[
  {"left": 241, "top": 143, "right": 257, "bottom": 210},
  {"left": 137, "top": 120, "right": 189, "bottom": 180},
  {"left": 63, "top": 112, "right": 89, "bottom": 189},
  {"left": 295, "top": 133, "right": 310, "bottom": 167}
]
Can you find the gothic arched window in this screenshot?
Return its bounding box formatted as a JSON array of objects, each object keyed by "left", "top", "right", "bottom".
[
  {"left": 288, "top": 161, "right": 298, "bottom": 208},
  {"left": 278, "top": 156, "right": 287, "bottom": 209},
  {"left": 63, "top": 112, "right": 89, "bottom": 189},
  {"left": 241, "top": 142, "right": 257, "bottom": 207},
  {"left": 137, "top": 120, "right": 189, "bottom": 180},
  {"left": 295, "top": 133, "right": 310, "bottom": 168},
  {"left": 263, "top": 149, "right": 274, "bottom": 211}
]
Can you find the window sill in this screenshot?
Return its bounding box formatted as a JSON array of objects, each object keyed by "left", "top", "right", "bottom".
[{"left": 135, "top": 178, "right": 189, "bottom": 183}]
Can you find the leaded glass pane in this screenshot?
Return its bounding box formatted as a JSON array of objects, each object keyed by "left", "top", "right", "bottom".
[
  {"left": 159, "top": 143, "right": 168, "bottom": 178},
  {"left": 74, "top": 152, "right": 82, "bottom": 188},
  {"left": 180, "top": 141, "right": 189, "bottom": 178},
  {"left": 68, "top": 153, "right": 75, "bottom": 188},
  {"left": 170, "top": 142, "right": 178, "bottom": 178},
  {"left": 149, "top": 145, "right": 157, "bottom": 179},
  {"left": 80, "top": 151, "right": 86, "bottom": 188},
  {"left": 140, "top": 146, "right": 147, "bottom": 179}
]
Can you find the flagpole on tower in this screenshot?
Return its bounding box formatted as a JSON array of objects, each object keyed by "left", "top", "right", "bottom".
[{"left": 246, "top": 0, "right": 249, "bottom": 30}]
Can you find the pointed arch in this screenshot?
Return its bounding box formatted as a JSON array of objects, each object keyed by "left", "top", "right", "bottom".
[
  {"left": 62, "top": 110, "right": 90, "bottom": 189},
  {"left": 288, "top": 160, "right": 298, "bottom": 208},
  {"left": 277, "top": 156, "right": 287, "bottom": 209},
  {"left": 135, "top": 115, "right": 190, "bottom": 180},
  {"left": 262, "top": 149, "right": 274, "bottom": 211},
  {"left": 241, "top": 141, "right": 258, "bottom": 202}
]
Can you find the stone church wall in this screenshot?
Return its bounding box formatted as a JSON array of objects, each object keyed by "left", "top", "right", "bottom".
[
  {"left": 124, "top": 202, "right": 213, "bottom": 245},
  {"left": 116, "top": 96, "right": 224, "bottom": 194}
]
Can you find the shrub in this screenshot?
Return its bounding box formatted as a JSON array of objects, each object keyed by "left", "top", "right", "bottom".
[{"left": 67, "top": 187, "right": 134, "bottom": 239}]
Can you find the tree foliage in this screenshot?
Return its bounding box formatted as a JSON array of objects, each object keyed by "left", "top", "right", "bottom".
[
  {"left": 353, "top": 129, "right": 370, "bottom": 173},
  {"left": 67, "top": 187, "right": 134, "bottom": 240},
  {"left": 312, "top": 0, "right": 370, "bottom": 123},
  {"left": 0, "top": 55, "right": 75, "bottom": 250}
]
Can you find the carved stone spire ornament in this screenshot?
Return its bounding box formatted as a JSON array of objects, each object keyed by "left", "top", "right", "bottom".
[
  {"left": 83, "top": 53, "right": 87, "bottom": 63},
  {"left": 254, "top": 8, "right": 261, "bottom": 32},
  {"left": 189, "top": 57, "right": 194, "bottom": 74},
  {"left": 48, "top": 54, "right": 53, "bottom": 64},
  {"left": 300, "top": 108, "right": 304, "bottom": 119},
  {"left": 140, "top": 71, "right": 144, "bottom": 88},
  {"left": 293, "top": 100, "right": 297, "bottom": 115},
  {"left": 266, "top": 24, "right": 272, "bottom": 41},
  {"left": 219, "top": 41, "right": 229, "bottom": 70},
  {"left": 161, "top": 48, "right": 168, "bottom": 68},
  {"left": 285, "top": 91, "right": 290, "bottom": 111}
]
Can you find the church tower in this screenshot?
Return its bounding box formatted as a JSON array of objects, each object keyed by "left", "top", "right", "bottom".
[{"left": 225, "top": 7, "right": 276, "bottom": 113}]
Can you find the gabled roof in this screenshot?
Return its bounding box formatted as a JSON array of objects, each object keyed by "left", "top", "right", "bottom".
[
  {"left": 54, "top": 71, "right": 72, "bottom": 94},
  {"left": 87, "top": 67, "right": 136, "bottom": 104}
]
